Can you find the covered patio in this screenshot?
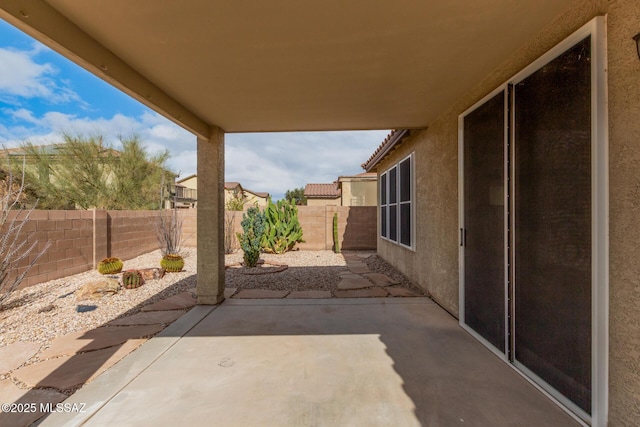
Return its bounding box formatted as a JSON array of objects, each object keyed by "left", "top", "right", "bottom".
[
  {"left": 39, "top": 298, "right": 578, "bottom": 426},
  {"left": 2, "top": 1, "right": 640, "bottom": 426}
]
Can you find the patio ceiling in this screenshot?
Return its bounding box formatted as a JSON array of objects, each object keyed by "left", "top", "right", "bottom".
[{"left": 0, "top": 0, "right": 574, "bottom": 138}]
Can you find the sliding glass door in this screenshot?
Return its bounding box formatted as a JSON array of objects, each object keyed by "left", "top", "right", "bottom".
[{"left": 459, "top": 18, "right": 607, "bottom": 424}]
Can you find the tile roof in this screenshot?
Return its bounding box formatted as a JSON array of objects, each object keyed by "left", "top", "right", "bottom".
[
  {"left": 244, "top": 187, "right": 270, "bottom": 198},
  {"left": 224, "top": 182, "right": 242, "bottom": 190},
  {"left": 361, "top": 129, "right": 411, "bottom": 172},
  {"left": 304, "top": 183, "right": 341, "bottom": 198}
]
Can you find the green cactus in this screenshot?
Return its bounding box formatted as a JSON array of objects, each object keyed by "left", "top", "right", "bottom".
[
  {"left": 161, "top": 254, "right": 184, "bottom": 272},
  {"left": 236, "top": 206, "right": 266, "bottom": 267},
  {"left": 261, "top": 198, "right": 305, "bottom": 254},
  {"left": 333, "top": 212, "right": 340, "bottom": 253},
  {"left": 97, "top": 257, "right": 123, "bottom": 275},
  {"left": 122, "top": 270, "right": 145, "bottom": 289}
]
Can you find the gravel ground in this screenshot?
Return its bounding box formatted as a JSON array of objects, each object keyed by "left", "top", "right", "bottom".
[{"left": 0, "top": 249, "right": 426, "bottom": 351}]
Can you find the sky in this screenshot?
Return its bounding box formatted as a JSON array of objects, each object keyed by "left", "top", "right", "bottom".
[{"left": 0, "top": 19, "right": 389, "bottom": 201}]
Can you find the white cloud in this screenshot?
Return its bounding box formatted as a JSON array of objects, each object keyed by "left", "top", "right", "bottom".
[
  {"left": 0, "top": 46, "right": 82, "bottom": 105},
  {"left": 1, "top": 107, "right": 388, "bottom": 200}
]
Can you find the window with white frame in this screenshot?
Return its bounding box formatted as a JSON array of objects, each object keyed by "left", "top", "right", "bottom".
[{"left": 379, "top": 153, "right": 414, "bottom": 248}]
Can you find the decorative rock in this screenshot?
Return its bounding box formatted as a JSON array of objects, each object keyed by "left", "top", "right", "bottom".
[
  {"left": 40, "top": 324, "right": 164, "bottom": 359},
  {"left": 13, "top": 339, "right": 146, "bottom": 391},
  {"left": 0, "top": 341, "right": 41, "bottom": 374},
  {"left": 240, "top": 264, "right": 288, "bottom": 275},
  {"left": 138, "top": 268, "right": 166, "bottom": 280},
  {"left": 75, "top": 278, "right": 120, "bottom": 301}
]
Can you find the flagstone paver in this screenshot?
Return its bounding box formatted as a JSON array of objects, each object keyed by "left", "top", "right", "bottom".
[
  {"left": 234, "top": 289, "right": 290, "bottom": 299},
  {"left": 14, "top": 339, "right": 146, "bottom": 391},
  {"left": 0, "top": 341, "right": 41, "bottom": 374},
  {"left": 224, "top": 287, "right": 237, "bottom": 298},
  {"left": 337, "top": 277, "right": 374, "bottom": 291},
  {"left": 286, "top": 291, "right": 332, "bottom": 299},
  {"left": 338, "top": 272, "right": 363, "bottom": 279},
  {"left": 0, "top": 379, "right": 66, "bottom": 426},
  {"left": 334, "top": 288, "right": 389, "bottom": 298},
  {"left": 348, "top": 266, "right": 372, "bottom": 274},
  {"left": 140, "top": 292, "right": 196, "bottom": 311},
  {"left": 363, "top": 272, "right": 399, "bottom": 287},
  {"left": 40, "top": 324, "right": 165, "bottom": 359},
  {"left": 107, "top": 310, "right": 185, "bottom": 326},
  {"left": 386, "top": 287, "right": 421, "bottom": 297}
]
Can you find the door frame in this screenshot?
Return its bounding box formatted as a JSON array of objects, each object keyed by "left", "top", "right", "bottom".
[{"left": 458, "top": 16, "right": 608, "bottom": 426}]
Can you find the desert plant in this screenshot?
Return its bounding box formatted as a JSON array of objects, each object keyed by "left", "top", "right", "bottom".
[
  {"left": 236, "top": 206, "right": 265, "bottom": 267},
  {"left": 224, "top": 211, "right": 237, "bottom": 254},
  {"left": 0, "top": 160, "right": 51, "bottom": 307},
  {"left": 122, "top": 269, "right": 145, "bottom": 289},
  {"left": 333, "top": 212, "right": 341, "bottom": 254},
  {"left": 161, "top": 253, "right": 184, "bottom": 272},
  {"left": 226, "top": 193, "right": 246, "bottom": 211},
  {"left": 155, "top": 206, "right": 183, "bottom": 256},
  {"left": 261, "top": 198, "right": 304, "bottom": 254},
  {"left": 97, "top": 257, "right": 124, "bottom": 274}
]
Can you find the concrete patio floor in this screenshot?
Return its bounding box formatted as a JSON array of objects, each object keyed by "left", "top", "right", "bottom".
[{"left": 37, "top": 298, "right": 580, "bottom": 427}]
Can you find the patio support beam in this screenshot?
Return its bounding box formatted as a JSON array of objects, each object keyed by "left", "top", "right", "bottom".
[
  {"left": 0, "top": 0, "right": 211, "bottom": 140},
  {"left": 196, "top": 127, "right": 225, "bottom": 305}
]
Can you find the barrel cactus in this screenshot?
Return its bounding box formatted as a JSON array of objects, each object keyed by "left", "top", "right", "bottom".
[
  {"left": 97, "top": 257, "right": 123, "bottom": 275},
  {"left": 161, "top": 253, "right": 184, "bottom": 272},
  {"left": 122, "top": 270, "right": 145, "bottom": 289}
]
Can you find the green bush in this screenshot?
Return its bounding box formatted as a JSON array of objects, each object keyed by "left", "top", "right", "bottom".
[
  {"left": 237, "top": 207, "right": 266, "bottom": 267},
  {"left": 261, "top": 198, "right": 304, "bottom": 254}
]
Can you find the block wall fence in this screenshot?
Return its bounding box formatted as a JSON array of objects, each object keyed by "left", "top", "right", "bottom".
[{"left": 9, "top": 206, "right": 375, "bottom": 289}]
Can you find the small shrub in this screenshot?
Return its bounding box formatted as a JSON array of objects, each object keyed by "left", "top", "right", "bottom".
[
  {"left": 224, "top": 211, "right": 237, "bottom": 254},
  {"left": 122, "top": 270, "right": 145, "bottom": 289},
  {"left": 97, "top": 257, "right": 123, "bottom": 275},
  {"left": 236, "top": 206, "right": 265, "bottom": 267},
  {"left": 0, "top": 160, "right": 51, "bottom": 308},
  {"left": 261, "top": 198, "right": 304, "bottom": 254},
  {"left": 161, "top": 253, "right": 184, "bottom": 272},
  {"left": 226, "top": 193, "right": 246, "bottom": 211}
]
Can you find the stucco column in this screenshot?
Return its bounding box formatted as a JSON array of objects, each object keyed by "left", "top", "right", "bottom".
[{"left": 196, "top": 127, "right": 225, "bottom": 304}]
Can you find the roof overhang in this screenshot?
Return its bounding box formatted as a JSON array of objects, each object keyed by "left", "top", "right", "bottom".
[{"left": 0, "top": 0, "right": 576, "bottom": 136}]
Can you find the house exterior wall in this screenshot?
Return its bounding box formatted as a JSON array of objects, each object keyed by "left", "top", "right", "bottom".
[
  {"left": 374, "top": 1, "right": 640, "bottom": 423},
  {"left": 244, "top": 192, "right": 268, "bottom": 208},
  {"left": 179, "top": 176, "right": 198, "bottom": 190},
  {"left": 340, "top": 179, "right": 377, "bottom": 206},
  {"left": 306, "top": 198, "right": 340, "bottom": 207}
]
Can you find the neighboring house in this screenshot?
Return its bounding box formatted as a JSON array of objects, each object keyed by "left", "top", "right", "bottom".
[
  {"left": 224, "top": 181, "right": 269, "bottom": 208},
  {"left": 172, "top": 175, "right": 269, "bottom": 209},
  {"left": 304, "top": 172, "right": 376, "bottom": 207},
  {"left": 304, "top": 183, "right": 341, "bottom": 206},
  {"left": 337, "top": 172, "right": 377, "bottom": 206}
]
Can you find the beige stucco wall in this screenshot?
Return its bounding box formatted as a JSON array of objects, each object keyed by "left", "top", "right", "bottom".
[
  {"left": 244, "top": 192, "right": 268, "bottom": 208},
  {"left": 179, "top": 175, "right": 198, "bottom": 190},
  {"left": 340, "top": 179, "right": 377, "bottom": 206},
  {"left": 375, "top": 0, "right": 640, "bottom": 423},
  {"left": 306, "top": 198, "right": 340, "bottom": 207}
]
